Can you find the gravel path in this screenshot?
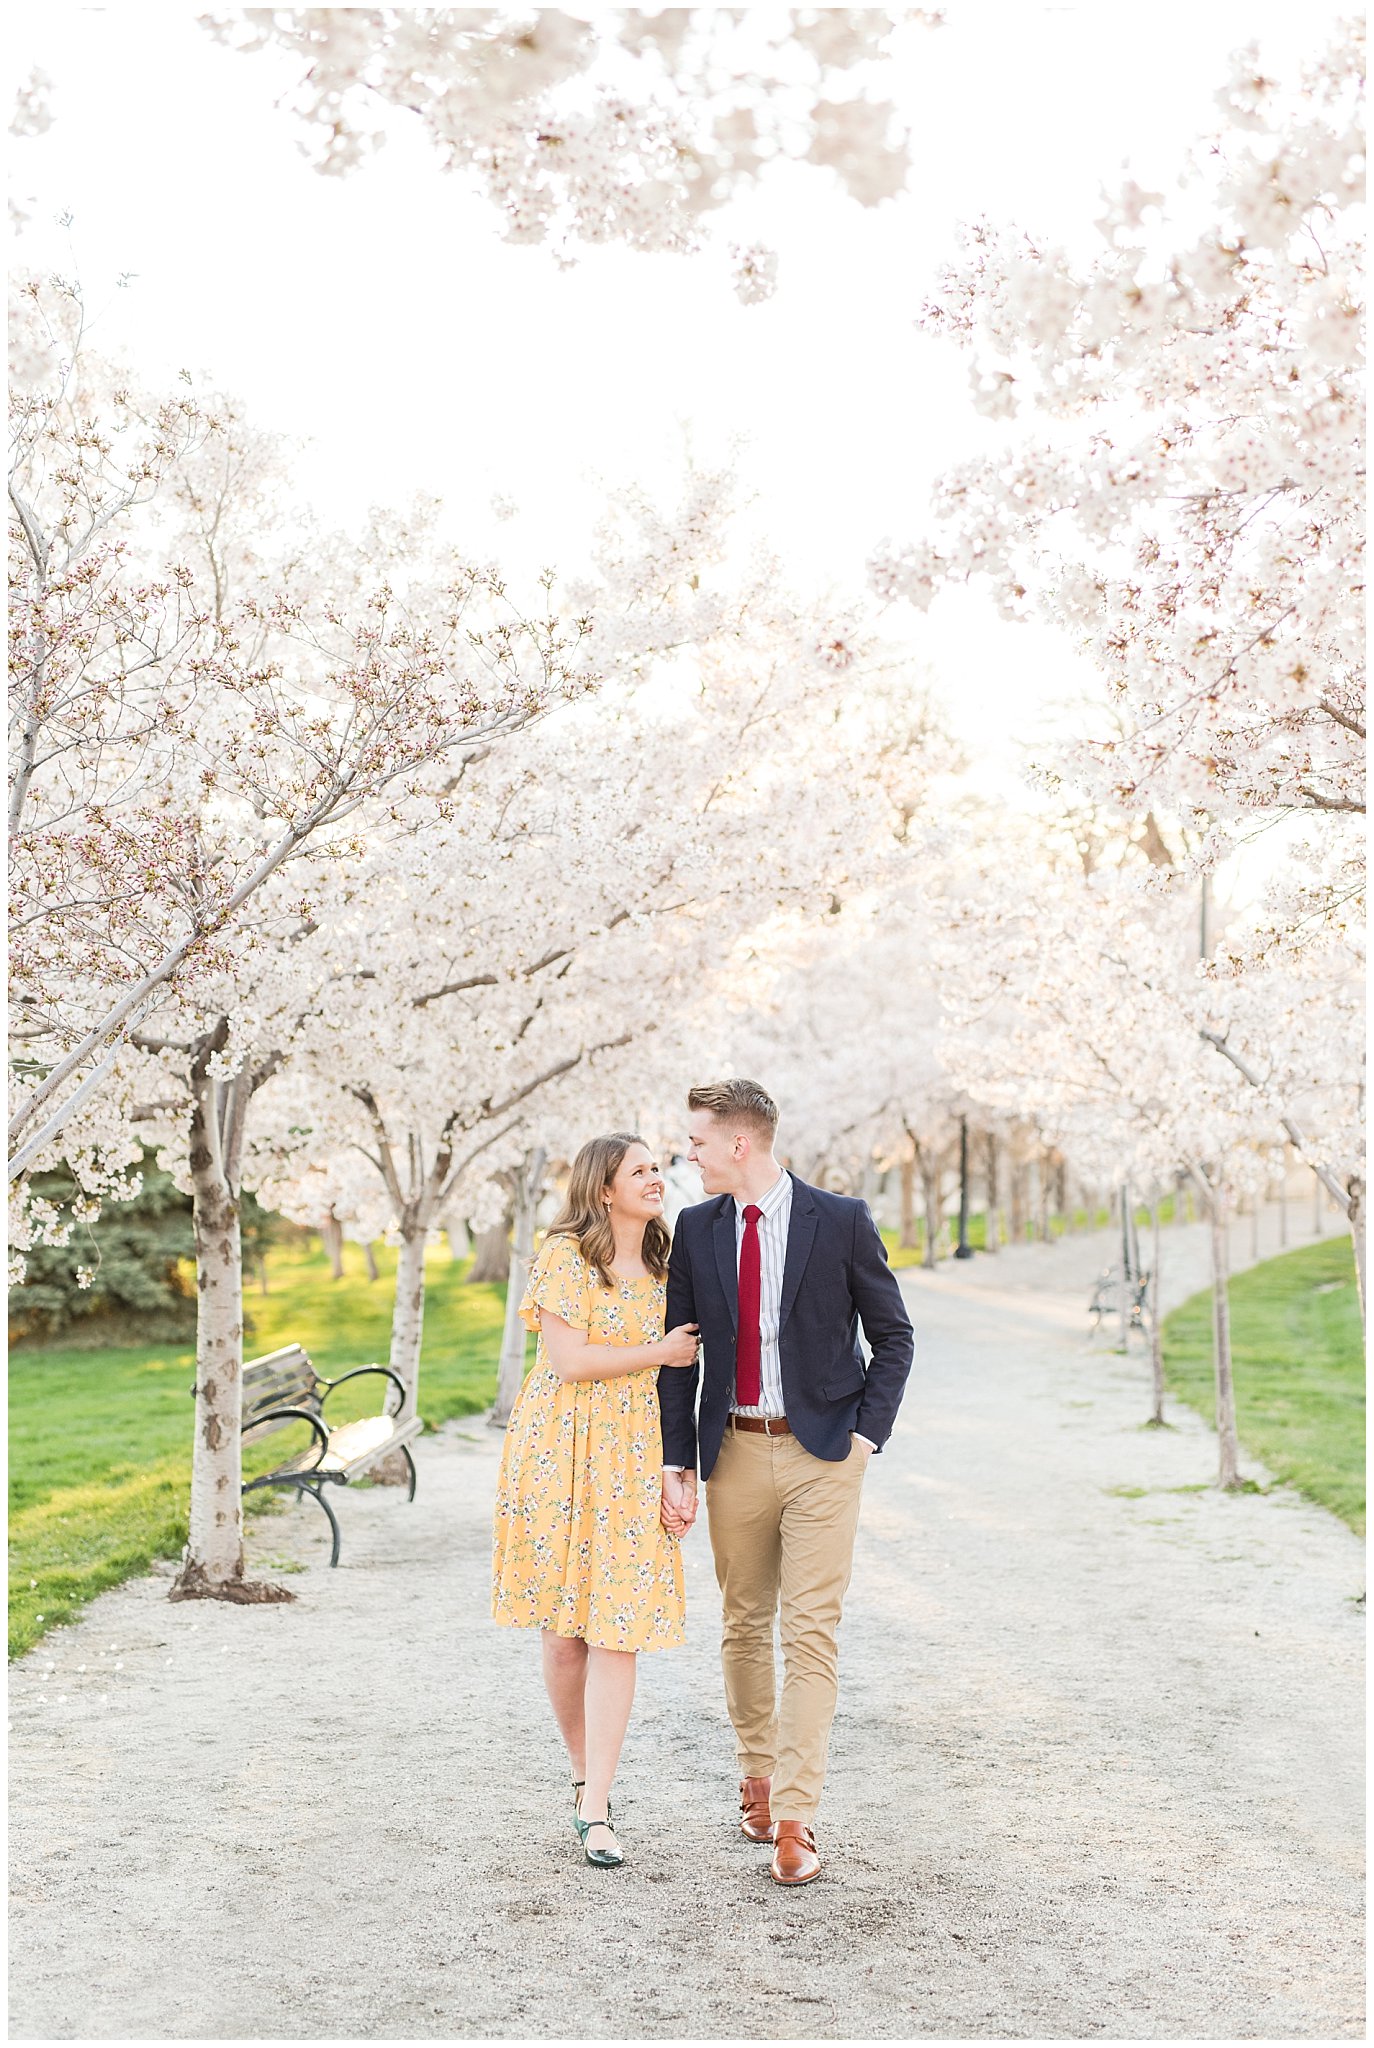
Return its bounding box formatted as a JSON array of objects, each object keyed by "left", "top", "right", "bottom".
[{"left": 9, "top": 1211, "right": 1363, "bottom": 2040}]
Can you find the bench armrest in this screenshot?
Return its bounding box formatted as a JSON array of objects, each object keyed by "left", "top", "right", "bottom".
[
  {"left": 242, "top": 1405, "right": 330, "bottom": 1469},
  {"left": 317, "top": 1364, "right": 408, "bottom": 1418}
]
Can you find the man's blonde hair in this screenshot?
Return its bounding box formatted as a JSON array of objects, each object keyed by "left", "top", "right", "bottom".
[{"left": 686, "top": 1078, "right": 779, "bottom": 1144}]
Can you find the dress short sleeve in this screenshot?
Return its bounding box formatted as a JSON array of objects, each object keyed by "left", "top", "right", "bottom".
[{"left": 520, "top": 1234, "right": 593, "bottom": 1335}]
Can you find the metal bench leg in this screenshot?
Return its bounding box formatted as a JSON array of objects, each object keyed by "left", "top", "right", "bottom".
[
  {"left": 402, "top": 1444, "right": 418, "bottom": 1503},
  {"left": 302, "top": 1481, "right": 343, "bottom": 1567}
]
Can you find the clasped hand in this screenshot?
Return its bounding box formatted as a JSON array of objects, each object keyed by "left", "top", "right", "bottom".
[{"left": 660, "top": 1466, "right": 698, "bottom": 1538}]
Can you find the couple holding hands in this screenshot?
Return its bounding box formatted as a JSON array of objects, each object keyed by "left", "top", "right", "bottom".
[{"left": 491, "top": 1078, "right": 914, "bottom": 1882}]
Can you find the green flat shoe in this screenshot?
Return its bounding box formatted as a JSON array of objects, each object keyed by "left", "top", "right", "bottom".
[
  {"left": 579, "top": 1815, "right": 624, "bottom": 1869},
  {"left": 569, "top": 1777, "right": 614, "bottom": 1843},
  {"left": 573, "top": 1791, "right": 613, "bottom": 1844}
]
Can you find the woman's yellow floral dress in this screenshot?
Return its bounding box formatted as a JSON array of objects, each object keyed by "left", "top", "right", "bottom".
[{"left": 491, "top": 1233, "right": 686, "bottom": 1652}]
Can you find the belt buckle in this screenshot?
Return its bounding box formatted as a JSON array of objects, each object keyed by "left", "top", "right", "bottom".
[{"left": 763, "top": 1415, "right": 782, "bottom": 1436}]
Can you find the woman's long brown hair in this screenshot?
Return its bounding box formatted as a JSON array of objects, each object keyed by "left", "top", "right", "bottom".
[{"left": 546, "top": 1132, "right": 670, "bottom": 1290}]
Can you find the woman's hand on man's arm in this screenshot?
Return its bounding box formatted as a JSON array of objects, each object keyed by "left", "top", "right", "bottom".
[{"left": 540, "top": 1311, "right": 698, "bottom": 1383}]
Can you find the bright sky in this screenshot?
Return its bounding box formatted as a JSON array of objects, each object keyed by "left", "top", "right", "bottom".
[{"left": 12, "top": 3, "right": 1345, "bottom": 892}]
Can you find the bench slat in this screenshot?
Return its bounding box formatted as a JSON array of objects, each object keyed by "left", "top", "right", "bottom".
[
  {"left": 244, "top": 1368, "right": 316, "bottom": 1404},
  {"left": 243, "top": 1344, "right": 313, "bottom": 1379},
  {"left": 243, "top": 1345, "right": 318, "bottom": 1435},
  {"left": 268, "top": 1412, "right": 424, "bottom": 1479},
  {"left": 242, "top": 1405, "right": 320, "bottom": 1447}
]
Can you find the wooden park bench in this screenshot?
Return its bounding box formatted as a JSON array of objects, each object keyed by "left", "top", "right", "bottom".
[
  {"left": 1088, "top": 1266, "right": 1151, "bottom": 1335},
  {"left": 238, "top": 1345, "right": 423, "bottom": 1567}
]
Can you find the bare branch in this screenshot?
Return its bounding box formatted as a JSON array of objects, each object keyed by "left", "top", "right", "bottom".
[
  {"left": 1295, "top": 786, "right": 1364, "bottom": 814},
  {"left": 1198, "top": 1027, "right": 1350, "bottom": 1211}
]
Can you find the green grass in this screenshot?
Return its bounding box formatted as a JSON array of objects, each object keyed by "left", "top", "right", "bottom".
[
  {"left": 9, "top": 1236, "right": 510, "bottom": 1658},
  {"left": 1162, "top": 1237, "right": 1364, "bottom": 1535},
  {"left": 880, "top": 1195, "right": 1172, "bottom": 1269},
  {"left": 885, "top": 1207, "right": 1028, "bottom": 1267},
  {"left": 883, "top": 1219, "right": 980, "bottom": 1267}
]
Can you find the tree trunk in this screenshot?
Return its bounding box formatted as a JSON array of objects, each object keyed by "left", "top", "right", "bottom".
[
  {"left": 1249, "top": 1191, "right": 1260, "bottom": 1263},
  {"left": 920, "top": 1166, "right": 941, "bottom": 1271},
  {"left": 1278, "top": 1164, "right": 1288, "bottom": 1248},
  {"left": 466, "top": 1218, "right": 511, "bottom": 1284},
  {"left": 1116, "top": 1183, "right": 1132, "bottom": 1354},
  {"left": 1010, "top": 1161, "right": 1026, "bottom": 1245},
  {"left": 862, "top": 1161, "right": 884, "bottom": 1214},
  {"left": 1128, "top": 1189, "right": 1143, "bottom": 1280},
  {"left": 363, "top": 1241, "right": 379, "bottom": 1283},
  {"left": 1147, "top": 1199, "right": 1166, "bottom": 1426},
  {"left": 1037, "top": 1156, "right": 1052, "bottom": 1243},
  {"left": 367, "top": 1218, "right": 429, "bottom": 1486},
  {"left": 899, "top": 1151, "right": 917, "bottom": 1250},
  {"left": 1209, "top": 1190, "right": 1242, "bottom": 1490},
  {"left": 172, "top": 1052, "right": 291, "bottom": 1605},
  {"left": 257, "top": 1254, "right": 269, "bottom": 1296},
  {"left": 984, "top": 1132, "right": 1000, "bottom": 1253},
  {"left": 490, "top": 1148, "right": 548, "bottom": 1427},
  {"left": 446, "top": 1218, "right": 471, "bottom": 1262},
  {"left": 178, "top": 1111, "right": 245, "bottom": 1588},
  {"left": 1347, "top": 1175, "right": 1366, "bottom": 1323},
  {"left": 321, "top": 1210, "right": 345, "bottom": 1280},
  {"left": 388, "top": 1223, "right": 428, "bottom": 1427},
  {"left": 953, "top": 1116, "right": 972, "bottom": 1259},
  {"left": 1313, "top": 1172, "right": 1323, "bottom": 1235}
]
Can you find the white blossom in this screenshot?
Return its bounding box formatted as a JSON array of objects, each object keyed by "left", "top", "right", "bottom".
[{"left": 203, "top": 10, "right": 930, "bottom": 291}]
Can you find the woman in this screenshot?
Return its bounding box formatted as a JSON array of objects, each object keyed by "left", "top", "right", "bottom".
[{"left": 491, "top": 1132, "right": 699, "bottom": 1868}]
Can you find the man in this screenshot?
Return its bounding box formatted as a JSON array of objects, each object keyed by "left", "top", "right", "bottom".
[{"left": 660, "top": 1079, "right": 914, "bottom": 1886}]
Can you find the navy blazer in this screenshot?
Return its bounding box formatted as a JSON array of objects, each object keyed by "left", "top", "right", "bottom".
[{"left": 659, "top": 1174, "right": 914, "bottom": 1480}]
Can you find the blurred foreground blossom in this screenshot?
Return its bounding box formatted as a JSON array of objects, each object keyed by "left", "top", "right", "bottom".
[{"left": 203, "top": 9, "right": 937, "bottom": 294}]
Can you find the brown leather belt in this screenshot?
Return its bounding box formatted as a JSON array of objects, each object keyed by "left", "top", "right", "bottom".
[{"left": 729, "top": 1414, "right": 791, "bottom": 1436}]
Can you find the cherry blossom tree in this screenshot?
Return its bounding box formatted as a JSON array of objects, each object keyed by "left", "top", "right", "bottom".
[
  {"left": 935, "top": 853, "right": 1362, "bottom": 1482},
  {"left": 205, "top": 8, "right": 940, "bottom": 300},
  {"left": 87, "top": 436, "right": 943, "bottom": 1593},
  {"left": 139, "top": 466, "right": 805, "bottom": 1588},
  {"left": 8, "top": 300, "right": 620, "bottom": 1599},
  {"left": 875, "top": 24, "right": 1363, "bottom": 934},
  {"left": 871, "top": 21, "right": 1365, "bottom": 1334},
  {"left": 244, "top": 576, "right": 951, "bottom": 1444},
  {"left": 15, "top": 265, "right": 856, "bottom": 1595},
  {"left": 7, "top": 277, "right": 605, "bottom": 1201}
]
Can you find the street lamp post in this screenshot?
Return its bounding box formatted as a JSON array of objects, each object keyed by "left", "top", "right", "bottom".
[{"left": 955, "top": 1115, "right": 974, "bottom": 1259}]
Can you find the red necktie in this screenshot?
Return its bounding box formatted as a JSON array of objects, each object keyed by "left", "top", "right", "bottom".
[{"left": 735, "top": 1203, "right": 763, "bottom": 1407}]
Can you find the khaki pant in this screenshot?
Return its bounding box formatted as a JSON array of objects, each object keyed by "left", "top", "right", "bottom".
[{"left": 705, "top": 1424, "right": 867, "bottom": 1826}]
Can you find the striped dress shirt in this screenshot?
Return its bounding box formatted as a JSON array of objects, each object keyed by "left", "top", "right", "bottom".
[{"left": 730, "top": 1168, "right": 793, "bottom": 1420}]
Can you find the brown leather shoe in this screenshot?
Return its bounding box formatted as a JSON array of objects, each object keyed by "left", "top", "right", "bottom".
[
  {"left": 771, "top": 1821, "right": 821, "bottom": 1885},
  {"left": 738, "top": 1776, "right": 773, "bottom": 1843}
]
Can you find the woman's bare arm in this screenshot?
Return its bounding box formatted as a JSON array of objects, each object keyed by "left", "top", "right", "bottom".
[{"left": 540, "top": 1310, "right": 699, "bottom": 1384}]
